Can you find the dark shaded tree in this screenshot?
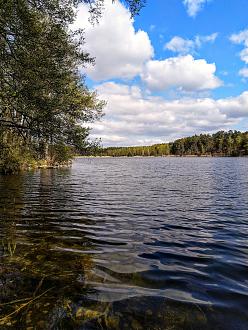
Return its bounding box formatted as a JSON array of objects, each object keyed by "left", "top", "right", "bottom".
[
  {"left": 0, "top": 0, "right": 107, "bottom": 172},
  {"left": 0, "top": 0, "right": 147, "bottom": 172}
]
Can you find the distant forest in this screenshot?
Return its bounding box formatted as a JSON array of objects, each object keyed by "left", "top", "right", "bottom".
[{"left": 87, "top": 131, "right": 248, "bottom": 157}]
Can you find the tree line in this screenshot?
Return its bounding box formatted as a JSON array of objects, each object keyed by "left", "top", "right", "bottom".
[{"left": 92, "top": 131, "right": 248, "bottom": 157}]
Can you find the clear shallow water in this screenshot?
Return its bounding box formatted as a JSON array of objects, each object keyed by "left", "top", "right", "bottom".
[{"left": 0, "top": 157, "right": 248, "bottom": 329}]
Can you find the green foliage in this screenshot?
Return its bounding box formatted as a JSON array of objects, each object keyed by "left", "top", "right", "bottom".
[
  {"left": 170, "top": 130, "right": 248, "bottom": 156},
  {"left": 0, "top": 133, "right": 35, "bottom": 173},
  {"left": 98, "top": 143, "right": 170, "bottom": 157},
  {"left": 0, "top": 148, "right": 23, "bottom": 174},
  {"left": 118, "top": 0, "right": 146, "bottom": 17},
  {"left": 0, "top": 0, "right": 105, "bottom": 173},
  {"left": 0, "top": 150, "right": 35, "bottom": 174},
  {"left": 97, "top": 130, "right": 248, "bottom": 157},
  {"left": 85, "top": 0, "right": 146, "bottom": 22},
  {"left": 48, "top": 143, "right": 73, "bottom": 163},
  {"left": 77, "top": 138, "right": 102, "bottom": 155}
]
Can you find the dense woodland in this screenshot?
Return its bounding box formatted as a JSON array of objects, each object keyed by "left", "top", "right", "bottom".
[
  {"left": 94, "top": 131, "right": 248, "bottom": 157},
  {"left": 0, "top": 0, "right": 144, "bottom": 173}
]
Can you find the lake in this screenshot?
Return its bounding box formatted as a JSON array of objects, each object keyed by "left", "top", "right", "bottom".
[{"left": 0, "top": 157, "right": 248, "bottom": 329}]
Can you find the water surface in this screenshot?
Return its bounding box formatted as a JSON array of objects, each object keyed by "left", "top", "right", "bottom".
[{"left": 0, "top": 157, "right": 248, "bottom": 329}]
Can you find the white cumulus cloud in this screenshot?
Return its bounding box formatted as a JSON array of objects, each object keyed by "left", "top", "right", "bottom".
[
  {"left": 230, "top": 29, "right": 248, "bottom": 65},
  {"left": 73, "top": 0, "right": 154, "bottom": 81},
  {"left": 141, "top": 55, "right": 222, "bottom": 92},
  {"left": 195, "top": 33, "right": 218, "bottom": 47},
  {"left": 240, "top": 48, "right": 248, "bottom": 64},
  {"left": 165, "top": 33, "right": 218, "bottom": 54},
  {"left": 183, "top": 0, "right": 210, "bottom": 17},
  {"left": 239, "top": 67, "right": 248, "bottom": 78},
  {"left": 89, "top": 82, "right": 248, "bottom": 146},
  {"left": 165, "top": 36, "right": 195, "bottom": 54},
  {"left": 230, "top": 29, "right": 248, "bottom": 47},
  {"left": 230, "top": 29, "right": 248, "bottom": 78}
]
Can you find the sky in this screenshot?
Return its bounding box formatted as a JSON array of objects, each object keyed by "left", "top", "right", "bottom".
[{"left": 73, "top": 0, "right": 248, "bottom": 146}]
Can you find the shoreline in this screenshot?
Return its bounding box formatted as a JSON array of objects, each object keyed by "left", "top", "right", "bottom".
[{"left": 75, "top": 155, "right": 248, "bottom": 158}]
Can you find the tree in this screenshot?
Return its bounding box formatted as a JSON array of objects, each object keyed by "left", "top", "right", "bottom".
[
  {"left": 85, "top": 0, "right": 146, "bottom": 20},
  {"left": 97, "top": 130, "right": 248, "bottom": 157},
  {"left": 0, "top": 0, "right": 147, "bottom": 172},
  {"left": 0, "top": 0, "right": 106, "bottom": 172}
]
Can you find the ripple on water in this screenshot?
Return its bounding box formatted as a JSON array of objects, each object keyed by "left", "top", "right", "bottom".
[{"left": 1, "top": 157, "right": 248, "bottom": 329}]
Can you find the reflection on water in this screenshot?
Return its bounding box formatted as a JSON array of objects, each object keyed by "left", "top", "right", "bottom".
[{"left": 0, "top": 157, "right": 248, "bottom": 329}]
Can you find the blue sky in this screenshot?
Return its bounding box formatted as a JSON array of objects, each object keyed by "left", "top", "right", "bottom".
[
  {"left": 73, "top": 0, "right": 248, "bottom": 146},
  {"left": 135, "top": 0, "right": 248, "bottom": 98}
]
